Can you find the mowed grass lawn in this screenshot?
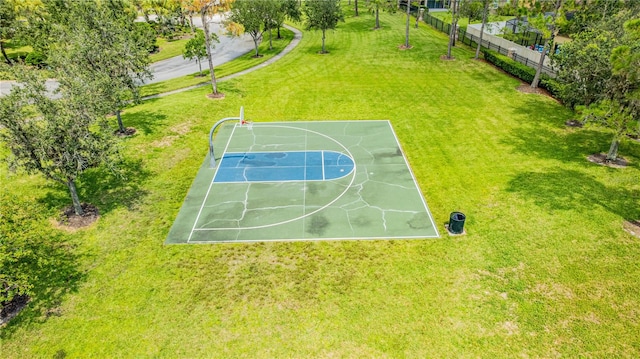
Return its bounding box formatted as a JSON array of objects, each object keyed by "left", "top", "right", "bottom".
[
  {"left": 149, "top": 37, "right": 193, "bottom": 63},
  {"left": 2, "top": 8, "right": 640, "bottom": 358}
]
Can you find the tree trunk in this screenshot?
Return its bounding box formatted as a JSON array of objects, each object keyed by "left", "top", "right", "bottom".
[
  {"left": 253, "top": 36, "right": 260, "bottom": 56},
  {"left": 0, "top": 41, "right": 12, "bottom": 65},
  {"left": 532, "top": 0, "right": 562, "bottom": 88},
  {"left": 322, "top": 29, "right": 326, "bottom": 53},
  {"left": 475, "top": 0, "right": 489, "bottom": 59},
  {"left": 447, "top": 0, "right": 457, "bottom": 58},
  {"left": 269, "top": 29, "right": 273, "bottom": 50},
  {"left": 116, "top": 109, "right": 125, "bottom": 133},
  {"left": 189, "top": 14, "right": 195, "bottom": 32},
  {"left": 67, "top": 180, "right": 84, "bottom": 216},
  {"left": 355, "top": 0, "right": 359, "bottom": 16},
  {"left": 375, "top": 8, "right": 380, "bottom": 29},
  {"left": 405, "top": 2, "right": 410, "bottom": 48},
  {"left": 277, "top": 26, "right": 282, "bottom": 39},
  {"left": 201, "top": 9, "right": 218, "bottom": 95},
  {"left": 531, "top": 37, "right": 549, "bottom": 88},
  {"left": 606, "top": 136, "right": 620, "bottom": 161},
  {"left": 197, "top": 58, "right": 202, "bottom": 76},
  {"left": 451, "top": 1, "right": 459, "bottom": 47}
]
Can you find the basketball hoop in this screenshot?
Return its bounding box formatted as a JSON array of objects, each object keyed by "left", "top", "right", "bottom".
[{"left": 241, "top": 119, "right": 253, "bottom": 130}]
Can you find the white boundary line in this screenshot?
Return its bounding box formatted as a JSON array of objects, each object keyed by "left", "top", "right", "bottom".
[
  {"left": 303, "top": 128, "right": 308, "bottom": 234},
  {"left": 386, "top": 120, "right": 440, "bottom": 238},
  {"left": 192, "top": 124, "right": 357, "bottom": 232},
  {"left": 187, "top": 124, "right": 240, "bottom": 242},
  {"left": 186, "top": 234, "right": 439, "bottom": 244},
  {"left": 183, "top": 120, "right": 440, "bottom": 243}
]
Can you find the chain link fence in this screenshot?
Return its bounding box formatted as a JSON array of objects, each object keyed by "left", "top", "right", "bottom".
[{"left": 423, "top": 13, "right": 557, "bottom": 77}]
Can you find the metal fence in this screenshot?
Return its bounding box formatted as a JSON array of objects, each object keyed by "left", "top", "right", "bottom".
[{"left": 423, "top": 13, "right": 557, "bottom": 77}]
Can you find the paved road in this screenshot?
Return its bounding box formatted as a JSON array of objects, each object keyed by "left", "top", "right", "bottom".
[
  {"left": 142, "top": 24, "right": 301, "bottom": 100},
  {"left": 144, "top": 14, "right": 254, "bottom": 84},
  {"left": 0, "top": 14, "right": 255, "bottom": 95}
]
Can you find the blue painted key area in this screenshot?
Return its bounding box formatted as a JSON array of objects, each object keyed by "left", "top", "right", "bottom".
[{"left": 213, "top": 151, "right": 354, "bottom": 183}]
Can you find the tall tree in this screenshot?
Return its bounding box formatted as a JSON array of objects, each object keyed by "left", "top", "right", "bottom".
[
  {"left": 303, "top": 0, "right": 344, "bottom": 54},
  {"left": 404, "top": 0, "right": 411, "bottom": 48},
  {"left": 459, "top": 0, "right": 483, "bottom": 24},
  {"left": 552, "top": 12, "right": 640, "bottom": 161},
  {"left": 183, "top": 29, "right": 215, "bottom": 75},
  {"left": 48, "top": 0, "right": 152, "bottom": 134},
  {"left": 276, "top": 0, "right": 301, "bottom": 38},
  {"left": 529, "top": 0, "right": 563, "bottom": 89},
  {"left": 192, "top": 0, "right": 232, "bottom": 97},
  {"left": 0, "top": 67, "right": 121, "bottom": 215},
  {"left": 228, "top": 0, "right": 269, "bottom": 57},
  {"left": 474, "top": 0, "right": 490, "bottom": 60},
  {"left": 367, "top": 0, "right": 395, "bottom": 30},
  {"left": 446, "top": 0, "right": 460, "bottom": 59}
]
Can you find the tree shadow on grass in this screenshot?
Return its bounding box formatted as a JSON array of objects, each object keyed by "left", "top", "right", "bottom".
[
  {"left": 118, "top": 108, "right": 168, "bottom": 136},
  {"left": 506, "top": 168, "right": 640, "bottom": 220},
  {"left": 504, "top": 97, "right": 640, "bottom": 168},
  {"left": 38, "top": 158, "right": 152, "bottom": 216},
  {"left": 218, "top": 80, "right": 247, "bottom": 98},
  {"left": 0, "top": 211, "right": 87, "bottom": 339},
  {"left": 340, "top": 17, "right": 375, "bottom": 32}
]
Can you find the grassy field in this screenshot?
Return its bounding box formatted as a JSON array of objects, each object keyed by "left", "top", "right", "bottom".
[
  {"left": 149, "top": 36, "right": 193, "bottom": 63},
  {"left": 2, "top": 5, "right": 640, "bottom": 358},
  {"left": 429, "top": 11, "right": 513, "bottom": 30},
  {"left": 140, "top": 28, "right": 295, "bottom": 97},
  {"left": 3, "top": 42, "right": 33, "bottom": 60}
]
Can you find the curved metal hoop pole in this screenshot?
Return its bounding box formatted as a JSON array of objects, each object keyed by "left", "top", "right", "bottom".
[{"left": 208, "top": 107, "right": 244, "bottom": 168}]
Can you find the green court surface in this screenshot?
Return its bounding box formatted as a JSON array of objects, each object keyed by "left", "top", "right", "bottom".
[{"left": 165, "top": 120, "right": 439, "bottom": 243}]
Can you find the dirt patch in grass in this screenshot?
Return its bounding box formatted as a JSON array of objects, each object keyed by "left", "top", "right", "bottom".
[
  {"left": 170, "top": 121, "right": 192, "bottom": 135},
  {"left": 151, "top": 135, "right": 179, "bottom": 148},
  {"left": 623, "top": 220, "right": 640, "bottom": 238},
  {"left": 398, "top": 44, "right": 413, "bottom": 50},
  {"left": 440, "top": 55, "right": 455, "bottom": 60},
  {"left": 56, "top": 203, "right": 100, "bottom": 229},
  {"left": 565, "top": 119, "right": 584, "bottom": 128},
  {"left": 1, "top": 294, "right": 29, "bottom": 326},
  {"left": 115, "top": 127, "right": 137, "bottom": 137},
  {"left": 207, "top": 92, "right": 225, "bottom": 99},
  {"left": 516, "top": 83, "right": 546, "bottom": 95},
  {"left": 587, "top": 153, "right": 628, "bottom": 168}
]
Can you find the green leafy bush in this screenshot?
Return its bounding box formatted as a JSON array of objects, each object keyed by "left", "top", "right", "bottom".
[
  {"left": 24, "top": 51, "right": 46, "bottom": 67},
  {"left": 482, "top": 49, "right": 562, "bottom": 99}
]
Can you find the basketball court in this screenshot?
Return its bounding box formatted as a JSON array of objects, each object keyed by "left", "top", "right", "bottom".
[{"left": 165, "top": 118, "right": 438, "bottom": 244}]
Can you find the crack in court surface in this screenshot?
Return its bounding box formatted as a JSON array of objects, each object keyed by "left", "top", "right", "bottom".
[{"left": 166, "top": 120, "right": 438, "bottom": 243}]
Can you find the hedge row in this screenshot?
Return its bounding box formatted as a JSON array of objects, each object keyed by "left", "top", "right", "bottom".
[{"left": 482, "top": 49, "right": 562, "bottom": 100}]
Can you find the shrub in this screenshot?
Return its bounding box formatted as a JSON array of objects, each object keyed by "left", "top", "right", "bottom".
[
  {"left": 24, "top": 51, "right": 46, "bottom": 67},
  {"left": 482, "top": 49, "right": 561, "bottom": 100}
]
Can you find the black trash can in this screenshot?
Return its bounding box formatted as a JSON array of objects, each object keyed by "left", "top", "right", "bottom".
[{"left": 448, "top": 212, "right": 466, "bottom": 234}]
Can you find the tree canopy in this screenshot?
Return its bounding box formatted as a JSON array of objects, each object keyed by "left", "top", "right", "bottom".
[
  {"left": 552, "top": 9, "right": 640, "bottom": 161},
  {"left": 47, "top": 0, "right": 152, "bottom": 134},
  {"left": 183, "top": 29, "right": 213, "bottom": 75},
  {"left": 0, "top": 67, "right": 121, "bottom": 215},
  {"left": 228, "top": 0, "right": 272, "bottom": 57},
  {"left": 304, "top": 0, "right": 344, "bottom": 54}
]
